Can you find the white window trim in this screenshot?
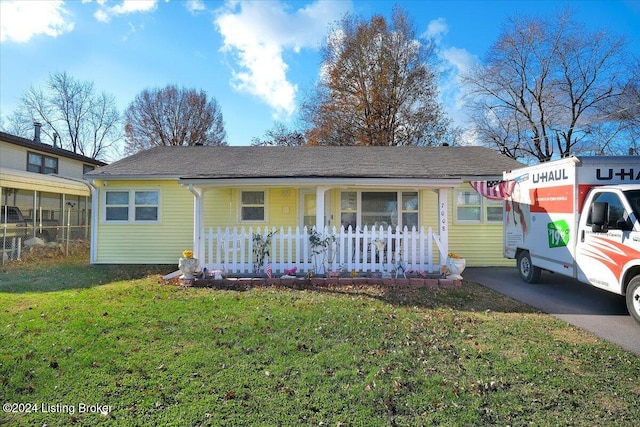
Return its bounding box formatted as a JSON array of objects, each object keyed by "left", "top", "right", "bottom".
[
  {"left": 103, "top": 189, "right": 160, "bottom": 223},
  {"left": 239, "top": 189, "right": 267, "bottom": 223},
  {"left": 339, "top": 190, "right": 419, "bottom": 230},
  {"left": 455, "top": 189, "right": 504, "bottom": 224}
]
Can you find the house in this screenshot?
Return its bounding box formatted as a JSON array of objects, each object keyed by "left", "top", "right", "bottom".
[
  {"left": 1, "top": 125, "right": 106, "bottom": 253},
  {"left": 85, "top": 145, "right": 523, "bottom": 274}
]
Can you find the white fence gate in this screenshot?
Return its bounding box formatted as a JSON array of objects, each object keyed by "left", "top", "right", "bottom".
[{"left": 204, "top": 225, "right": 446, "bottom": 275}]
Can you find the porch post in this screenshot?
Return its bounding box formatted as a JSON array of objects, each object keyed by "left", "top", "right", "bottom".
[
  {"left": 189, "top": 185, "right": 204, "bottom": 262},
  {"left": 315, "top": 186, "right": 328, "bottom": 232},
  {"left": 438, "top": 188, "right": 449, "bottom": 266}
]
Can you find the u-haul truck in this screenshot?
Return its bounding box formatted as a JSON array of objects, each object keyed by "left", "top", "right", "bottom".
[{"left": 503, "top": 156, "right": 640, "bottom": 324}]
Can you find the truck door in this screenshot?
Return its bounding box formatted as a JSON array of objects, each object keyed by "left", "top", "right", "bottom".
[{"left": 576, "top": 191, "right": 635, "bottom": 293}]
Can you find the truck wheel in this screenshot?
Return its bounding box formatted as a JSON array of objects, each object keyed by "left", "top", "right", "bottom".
[
  {"left": 517, "top": 251, "right": 541, "bottom": 284},
  {"left": 626, "top": 276, "right": 640, "bottom": 324}
]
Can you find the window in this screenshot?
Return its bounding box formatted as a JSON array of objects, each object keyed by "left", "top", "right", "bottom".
[
  {"left": 586, "top": 192, "right": 628, "bottom": 229},
  {"left": 456, "top": 190, "right": 482, "bottom": 222},
  {"left": 135, "top": 191, "right": 159, "bottom": 221},
  {"left": 106, "top": 191, "right": 130, "bottom": 221},
  {"left": 401, "top": 192, "right": 419, "bottom": 229},
  {"left": 339, "top": 191, "right": 419, "bottom": 229},
  {"left": 105, "top": 190, "right": 159, "bottom": 222},
  {"left": 340, "top": 191, "right": 357, "bottom": 229},
  {"left": 241, "top": 191, "right": 265, "bottom": 221},
  {"left": 27, "top": 152, "right": 58, "bottom": 174},
  {"left": 456, "top": 190, "right": 504, "bottom": 223},
  {"left": 486, "top": 198, "right": 504, "bottom": 222}
]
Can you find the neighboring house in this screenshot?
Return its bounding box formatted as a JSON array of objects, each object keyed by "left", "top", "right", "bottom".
[
  {"left": 85, "top": 145, "right": 523, "bottom": 274},
  {"left": 0, "top": 125, "right": 106, "bottom": 249}
]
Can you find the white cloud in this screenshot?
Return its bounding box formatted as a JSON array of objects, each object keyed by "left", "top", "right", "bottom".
[
  {"left": 424, "top": 17, "right": 448, "bottom": 44},
  {"left": 441, "top": 46, "right": 478, "bottom": 79},
  {"left": 94, "top": 0, "right": 158, "bottom": 23},
  {"left": 215, "top": 0, "right": 350, "bottom": 118},
  {"left": 186, "top": 0, "right": 206, "bottom": 14},
  {"left": 424, "top": 17, "right": 479, "bottom": 134},
  {"left": 0, "top": 0, "right": 74, "bottom": 43},
  {"left": 438, "top": 47, "right": 479, "bottom": 131}
]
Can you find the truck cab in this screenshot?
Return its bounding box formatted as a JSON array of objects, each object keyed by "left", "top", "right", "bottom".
[
  {"left": 1, "top": 206, "right": 29, "bottom": 243},
  {"left": 576, "top": 186, "right": 640, "bottom": 321}
]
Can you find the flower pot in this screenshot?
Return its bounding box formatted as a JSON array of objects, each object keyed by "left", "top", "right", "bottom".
[
  {"left": 446, "top": 257, "right": 466, "bottom": 280},
  {"left": 178, "top": 257, "right": 199, "bottom": 282}
]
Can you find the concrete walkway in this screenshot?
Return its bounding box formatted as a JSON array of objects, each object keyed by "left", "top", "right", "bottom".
[{"left": 465, "top": 267, "right": 640, "bottom": 357}]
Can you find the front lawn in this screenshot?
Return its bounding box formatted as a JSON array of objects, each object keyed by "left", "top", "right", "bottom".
[{"left": 1, "top": 256, "right": 638, "bottom": 426}]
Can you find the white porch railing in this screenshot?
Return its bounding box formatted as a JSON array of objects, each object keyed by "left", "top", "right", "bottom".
[{"left": 203, "top": 225, "right": 446, "bottom": 275}]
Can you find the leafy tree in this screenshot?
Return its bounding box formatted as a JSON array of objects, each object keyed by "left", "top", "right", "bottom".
[
  {"left": 251, "top": 122, "right": 306, "bottom": 146},
  {"left": 6, "top": 71, "right": 121, "bottom": 160},
  {"left": 463, "top": 9, "right": 637, "bottom": 162},
  {"left": 124, "top": 85, "right": 227, "bottom": 154},
  {"left": 301, "top": 6, "right": 449, "bottom": 146}
]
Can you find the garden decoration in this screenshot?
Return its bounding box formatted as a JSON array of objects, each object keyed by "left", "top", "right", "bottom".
[
  {"left": 445, "top": 252, "right": 466, "bottom": 280},
  {"left": 309, "top": 229, "right": 338, "bottom": 275},
  {"left": 395, "top": 258, "right": 407, "bottom": 278},
  {"left": 252, "top": 230, "right": 277, "bottom": 274},
  {"left": 178, "top": 249, "right": 199, "bottom": 285}
]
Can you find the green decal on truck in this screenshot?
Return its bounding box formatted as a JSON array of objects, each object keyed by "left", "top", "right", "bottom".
[{"left": 547, "top": 219, "right": 570, "bottom": 248}]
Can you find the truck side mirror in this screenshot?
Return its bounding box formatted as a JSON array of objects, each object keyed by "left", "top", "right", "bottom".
[{"left": 591, "top": 202, "right": 608, "bottom": 233}]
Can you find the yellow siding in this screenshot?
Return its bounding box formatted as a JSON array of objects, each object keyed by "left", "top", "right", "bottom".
[
  {"left": 269, "top": 188, "right": 298, "bottom": 228},
  {"left": 447, "top": 184, "right": 515, "bottom": 267},
  {"left": 202, "top": 188, "right": 299, "bottom": 231},
  {"left": 95, "top": 183, "right": 511, "bottom": 266},
  {"left": 95, "top": 180, "right": 193, "bottom": 264}
]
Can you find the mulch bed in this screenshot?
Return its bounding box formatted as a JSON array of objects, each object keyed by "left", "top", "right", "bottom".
[{"left": 164, "top": 275, "right": 462, "bottom": 291}]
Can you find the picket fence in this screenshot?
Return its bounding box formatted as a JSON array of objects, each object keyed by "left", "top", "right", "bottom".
[{"left": 203, "top": 225, "right": 446, "bottom": 275}]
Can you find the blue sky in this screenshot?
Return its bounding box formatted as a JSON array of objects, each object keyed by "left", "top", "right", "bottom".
[{"left": 1, "top": 0, "right": 639, "bottom": 160}]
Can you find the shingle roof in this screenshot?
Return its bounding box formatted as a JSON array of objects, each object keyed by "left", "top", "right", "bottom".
[
  {"left": 0, "top": 131, "right": 107, "bottom": 166},
  {"left": 87, "top": 145, "right": 523, "bottom": 180}
]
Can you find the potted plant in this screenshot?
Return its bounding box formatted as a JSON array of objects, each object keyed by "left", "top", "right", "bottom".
[
  {"left": 445, "top": 252, "right": 466, "bottom": 280},
  {"left": 178, "top": 249, "right": 199, "bottom": 285}
]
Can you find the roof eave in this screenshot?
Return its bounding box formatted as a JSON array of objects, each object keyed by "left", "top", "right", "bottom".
[
  {"left": 84, "top": 174, "right": 182, "bottom": 181},
  {"left": 179, "top": 177, "right": 464, "bottom": 188}
]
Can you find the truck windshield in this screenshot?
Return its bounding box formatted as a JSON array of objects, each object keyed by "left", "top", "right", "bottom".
[{"left": 624, "top": 190, "right": 640, "bottom": 219}]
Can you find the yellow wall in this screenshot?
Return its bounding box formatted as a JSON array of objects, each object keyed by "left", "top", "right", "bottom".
[
  {"left": 94, "top": 180, "right": 193, "bottom": 264},
  {"left": 95, "top": 182, "right": 513, "bottom": 267},
  {"left": 202, "top": 187, "right": 299, "bottom": 232},
  {"left": 447, "top": 184, "right": 515, "bottom": 267}
]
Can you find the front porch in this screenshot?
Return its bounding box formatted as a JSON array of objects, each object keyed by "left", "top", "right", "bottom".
[
  {"left": 202, "top": 224, "right": 447, "bottom": 276},
  {"left": 185, "top": 183, "right": 455, "bottom": 276}
]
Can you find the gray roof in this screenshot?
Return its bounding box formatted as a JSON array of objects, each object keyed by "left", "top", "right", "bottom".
[{"left": 87, "top": 145, "right": 523, "bottom": 181}]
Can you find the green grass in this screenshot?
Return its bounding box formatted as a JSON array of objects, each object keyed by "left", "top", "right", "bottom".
[{"left": 1, "top": 256, "right": 639, "bottom": 426}]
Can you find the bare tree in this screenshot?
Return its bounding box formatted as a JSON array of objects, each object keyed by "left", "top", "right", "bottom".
[
  {"left": 124, "top": 85, "right": 227, "bottom": 154},
  {"left": 251, "top": 122, "right": 306, "bottom": 146},
  {"left": 463, "top": 9, "right": 636, "bottom": 162},
  {"left": 301, "top": 6, "right": 449, "bottom": 146},
  {"left": 7, "top": 71, "right": 121, "bottom": 160}
]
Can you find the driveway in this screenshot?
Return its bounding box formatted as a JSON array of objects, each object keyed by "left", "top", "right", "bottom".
[{"left": 465, "top": 267, "right": 640, "bottom": 357}]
